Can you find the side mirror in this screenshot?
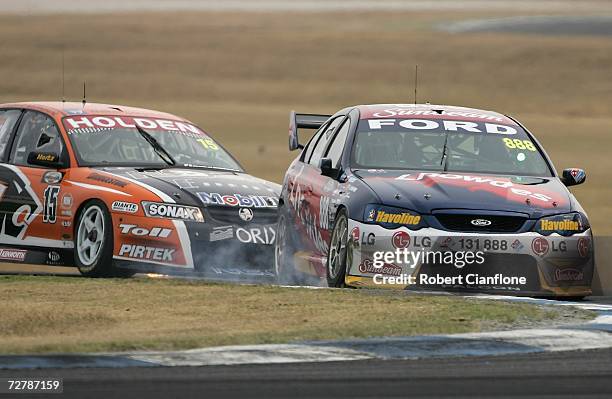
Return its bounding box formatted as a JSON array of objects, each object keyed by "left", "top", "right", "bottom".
[
  {"left": 27, "top": 151, "right": 67, "bottom": 169},
  {"left": 319, "top": 157, "right": 340, "bottom": 179},
  {"left": 561, "top": 168, "right": 586, "bottom": 187}
]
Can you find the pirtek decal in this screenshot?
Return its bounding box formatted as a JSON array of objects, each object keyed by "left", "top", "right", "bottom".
[{"left": 118, "top": 244, "right": 175, "bottom": 261}]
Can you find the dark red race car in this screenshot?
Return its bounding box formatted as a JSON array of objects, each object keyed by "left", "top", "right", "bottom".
[{"left": 275, "top": 104, "right": 593, "bottom": 298}]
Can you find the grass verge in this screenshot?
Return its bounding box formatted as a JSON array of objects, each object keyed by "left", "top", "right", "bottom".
[{"left": 0, "top": 275, "right": 595, "bottom": 354}]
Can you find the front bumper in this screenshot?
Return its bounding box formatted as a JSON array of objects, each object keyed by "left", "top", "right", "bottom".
[
  {"left": 189, "top": 221, "right": 276, "bottom": 278},
  {"left": 111, "top": 211, "right": 276, "bottom": 279},
  {"left": 346, "top": 219, "right": 594, "bottom": 297}
]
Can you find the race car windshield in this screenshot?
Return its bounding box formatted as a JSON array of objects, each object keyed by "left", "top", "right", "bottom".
[
  {"left": 62, "top": 115, "right": 242, "bottom": 171},
  {"left": 351, "top": 119, "right": 553, "bottom": 176}
]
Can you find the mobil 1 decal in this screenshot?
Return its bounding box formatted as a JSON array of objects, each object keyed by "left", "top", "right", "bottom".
[{"left": 0, "top": 166, "right": 42, "bottom": 239}]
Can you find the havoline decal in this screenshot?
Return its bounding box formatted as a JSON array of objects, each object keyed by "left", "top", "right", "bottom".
[
  {"left": 0, "top": 165, "right": 42, "bottom": 239},
  {"left": 142, "top": 202, "right": 204, "bottom": 222}
]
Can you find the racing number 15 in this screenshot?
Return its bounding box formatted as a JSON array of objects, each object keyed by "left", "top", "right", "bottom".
[
  {"left": 43, "top": 186, "right": 60, "bottom": 224},
  {"left": 197, "top": 138, "right": 219, "bottom": 151}
]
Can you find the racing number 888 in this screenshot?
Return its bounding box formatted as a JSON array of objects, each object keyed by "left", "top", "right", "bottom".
[{"left": 503, "top": 138, "right": 536, "bottom": 151}]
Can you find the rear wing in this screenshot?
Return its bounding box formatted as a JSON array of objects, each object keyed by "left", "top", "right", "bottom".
[{"left": 288, "top": 111, "right": 331, "bottom": 151}]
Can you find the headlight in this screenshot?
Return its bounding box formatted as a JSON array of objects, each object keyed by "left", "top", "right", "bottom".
[
  {"left": 534, "top": 212, "right": 589, "bottom": 236},
  {"left": 142, "top": 201, "right": 205, "bottom": 222},
  {"left": 363, "top": 204, "right": 427, "bottom": 230}
]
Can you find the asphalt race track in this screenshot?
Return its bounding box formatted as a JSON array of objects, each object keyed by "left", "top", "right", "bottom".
[{"left": 3, "top": 348, "right": 612, "bottom": 398}]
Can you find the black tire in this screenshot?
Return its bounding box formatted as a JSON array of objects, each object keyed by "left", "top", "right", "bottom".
[
  {"left": 74, "top": 200, "right": 114, "bottom": 277},
  {"left": 326, "top": 208, "right": 349, "bottom": 288}
]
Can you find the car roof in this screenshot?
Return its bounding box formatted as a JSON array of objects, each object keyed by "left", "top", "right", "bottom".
[
  {"left": 354, "top": 103, "right": 516, "bottom": 125},
  {"left": 0, "top": 101, "right": 185, "bottom": 121}
]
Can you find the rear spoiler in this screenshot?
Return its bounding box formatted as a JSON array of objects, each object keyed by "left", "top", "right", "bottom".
[{"left": 288, "top": 111, "right": 331, "bottom": 151}]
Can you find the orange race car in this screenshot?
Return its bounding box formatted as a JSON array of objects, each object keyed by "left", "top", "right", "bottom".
[{"left": 0, "top": 102, "right": 280, "bottom": 278}]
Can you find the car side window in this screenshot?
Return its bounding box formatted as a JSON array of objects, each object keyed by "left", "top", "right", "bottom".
[
  {"left": 301, "top": 117, "right": 336, "bottom": 163},
  {"left": 325, "top": 118, "right": 350, "bottom": 167},
  {"left": 0, "top": 110, "right": 22, "bottom": 161},
  {"left": 309, "top": 117, "right": 344, "bottom": 167},
  {"left": 9, "top": 111, "right": 64, "bottom": 167},
  {"left": 302, "top": 128, "right": 325, "bottom": 163}
]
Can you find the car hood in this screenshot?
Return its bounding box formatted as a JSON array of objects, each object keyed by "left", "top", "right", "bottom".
[
  {"left": 354, "top": 169, "right": 572, "bottom": 217},
  {"left": 98, "top": 167, "right": 281, "bottom": 208}
]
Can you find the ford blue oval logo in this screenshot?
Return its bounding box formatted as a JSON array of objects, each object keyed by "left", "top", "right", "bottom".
[{"left": 470, "top": 219, "right": 492, "bottom": 227}]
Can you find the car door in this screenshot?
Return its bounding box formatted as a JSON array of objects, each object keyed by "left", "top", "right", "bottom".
[
  {"left": 1, "top": 110, "right": 70, "bottom": 262},
  {"left": 295, "top": 115, "right": 348, "bottom": 264},
  {"left": 0, "top": 109, "right": 25, "bottom": 247},
  {"left": 305, "top": 116, "right": 353, "bottom": 257},
  {"left": 287, "top": 117, "right": 338, "bottom": 259}
]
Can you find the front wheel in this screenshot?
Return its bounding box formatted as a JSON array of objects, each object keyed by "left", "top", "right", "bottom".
[
  {"left": 327, "top": 208, "right": 349, "bottom": 288},
  {"left": 74, "top": 200, "right": 114, "bottom": 277}
]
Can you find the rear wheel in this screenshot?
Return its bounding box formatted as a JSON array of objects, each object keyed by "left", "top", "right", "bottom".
[
  {"left": 74, "top": 200, "right": 114, "bottom": 277},
  {"left": 327, "top": 208, "right": 348, "bottom": 288}
]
